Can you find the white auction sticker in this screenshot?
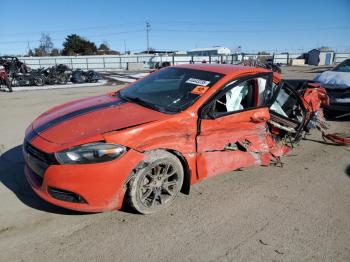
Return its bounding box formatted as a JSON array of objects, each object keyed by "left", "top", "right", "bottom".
[{"left": 185, "top": 78, "right": 211, "bottom": 86}]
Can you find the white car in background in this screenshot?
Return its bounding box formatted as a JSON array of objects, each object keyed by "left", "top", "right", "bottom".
[{"left": 314, "top": 59, "right": 350, "bottom": 117}]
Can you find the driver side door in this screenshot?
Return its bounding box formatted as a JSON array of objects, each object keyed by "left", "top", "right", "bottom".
[{"left": 196, "top": 72, "right": 274, "bottom": 179}]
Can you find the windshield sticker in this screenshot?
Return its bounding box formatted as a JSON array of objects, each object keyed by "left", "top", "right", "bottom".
[
  {"left": 191, "top": 85, "right": 209, "bottom": 95},
  {"left": 186, "top": 78, "right": 211, "bottom": 86}
]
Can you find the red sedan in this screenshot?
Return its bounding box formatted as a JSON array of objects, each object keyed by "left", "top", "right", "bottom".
[{"left": 23, "top": 64, "right": 328, "bottom": 214}]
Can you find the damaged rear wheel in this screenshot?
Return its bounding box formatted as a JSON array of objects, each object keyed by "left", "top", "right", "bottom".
[{"left": 126, "top": 151, "right": 184, "bottom": 214}]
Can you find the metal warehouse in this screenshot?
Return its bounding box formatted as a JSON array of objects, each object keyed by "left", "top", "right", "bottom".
[
  {"left": 308, "top": 48, "right": 334, "bottom": 66},
  {"left": 187, "top": 46, "right": 231, "bottom": 56}
]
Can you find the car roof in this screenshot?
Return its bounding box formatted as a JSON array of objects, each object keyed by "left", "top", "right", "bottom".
[{"left": 174, "top": 63, "right": 269, "bottom": 75}]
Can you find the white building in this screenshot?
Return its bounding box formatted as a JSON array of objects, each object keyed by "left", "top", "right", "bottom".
[{"left": 187, "top": 46, "right": 231, "bottom": 56}]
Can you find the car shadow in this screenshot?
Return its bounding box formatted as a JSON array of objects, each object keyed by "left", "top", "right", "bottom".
[
  {"left": 302, "top": 137, "right": 342, "bottom": 146},
  {"left": 304, "top": 69, "right": 329, "bottom": 74},
  {"left": 346, "top": 165, "right": 350, "bottom": 178},
  {"left": 324, "top": 113, "right": 350, "bottom": 122},
  {"left": 0, "top": 144, "right": 89, "bottom": 215}
]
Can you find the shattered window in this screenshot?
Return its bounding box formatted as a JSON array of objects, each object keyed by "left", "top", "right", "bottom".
[
  {"left": 270, "top": 88, "right": 289, "bottom": 117},
  {"left": 270, "top": 86, "right": 304, "bottom": 123}
]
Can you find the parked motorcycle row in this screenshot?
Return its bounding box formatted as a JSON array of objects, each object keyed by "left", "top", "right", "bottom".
[
  {"left": 239, "top": 58, "right": 282, "bottom": 74},
  {"left": 0, "top": 56, "right": 101, "bottom": 92}
]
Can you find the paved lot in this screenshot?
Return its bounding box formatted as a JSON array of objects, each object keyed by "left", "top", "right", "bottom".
[{"left": 0, "top": 66, "right": 349, "bottom": 262}]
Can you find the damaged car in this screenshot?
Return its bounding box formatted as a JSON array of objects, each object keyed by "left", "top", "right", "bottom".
[
  {"left": 314, "top": 58, "right": 350, "bottom": 118},
  {"left": 23, "top": 64, "right": 330, "bottom": 214}
]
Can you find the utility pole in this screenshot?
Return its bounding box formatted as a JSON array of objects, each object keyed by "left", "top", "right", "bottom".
[
  {"left": 27, "top": 41, "right": 31, "bottom": 56},
  {"left": 146, "top": 21, "right": 151, "bottom": 53},
  {"left": 123, "top": 40, "right": 127, "bottom": 54}
]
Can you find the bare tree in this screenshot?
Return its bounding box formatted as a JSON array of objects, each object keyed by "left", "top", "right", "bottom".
[{"left": 39, "top": 33, "right": 54, "bottom": 55}]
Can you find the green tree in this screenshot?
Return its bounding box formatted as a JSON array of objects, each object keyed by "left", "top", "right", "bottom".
[
  {"left": 62, "top": 34, "right": 97, "bottom": 55},
  {"left": 98, "top": 42, "right": 110, "bottom": 52},
  {"left": 98, "top": 41, "right": 120, "bottom": 55}
]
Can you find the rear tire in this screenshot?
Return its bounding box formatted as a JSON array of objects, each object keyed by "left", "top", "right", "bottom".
[
  {"left": 57, "top": 75, "right": 68, "bottom": 85},
  {"left": 126, "top": 150, "right": 184, "bottom": 214}
]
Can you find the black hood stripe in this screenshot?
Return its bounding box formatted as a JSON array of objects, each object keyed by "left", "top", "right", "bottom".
[{"left": 26, "top": 99, "right": 126, "bottom": 142}]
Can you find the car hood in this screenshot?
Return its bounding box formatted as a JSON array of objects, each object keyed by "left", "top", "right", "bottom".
[
  {"left": 30, "top": 94, "right": 168, "bottom": 145},
  {"left": 314, "top": 71, "right": 350, "bottom": 89}
]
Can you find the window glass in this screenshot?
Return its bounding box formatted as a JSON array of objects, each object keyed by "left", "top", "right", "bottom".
[
  {"left": 213, "top": 79, "right": 256, "bottom": 114},
  {"left": 333, "top": 59, "right": 350, "bottom": 72},
  {"left": 119, "top": 67, "right": 223, "bottom": 113}
]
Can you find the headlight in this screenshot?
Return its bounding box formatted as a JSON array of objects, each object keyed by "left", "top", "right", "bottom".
[{"left": 55, "top": 142, "right": 127, "bottom": 164}]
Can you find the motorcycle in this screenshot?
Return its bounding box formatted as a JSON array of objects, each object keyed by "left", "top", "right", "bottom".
[
  {"left": 265, "top": 59, "right": 282, "bottom": 74},
  {"left": 43, "top": 64, "right": 70, "bottom": 85},
  {"left": 1, "top": 56, "right": 45, "bottom": 87},
  {"left": 71, "top": 69, "right": 101, "bottom": 83},
  {"left": 0, "top": 65, "right": 12, "bottom": 92},
  {"left": 10, "top": 70, "right": 46, "bottom": 87},
  {"left": 239, "top": 59, "right": 282, "bottom": 74}
]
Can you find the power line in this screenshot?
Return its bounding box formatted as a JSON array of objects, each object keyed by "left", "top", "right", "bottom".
[
  {"left": 3, "top": 17, "right": 349, "bottom": 37},
  {"left": 151, "top": 26, "right": 350, "bottom": 34},
  {"left": 3, "top": 25, "right": 348, "bottom": 45},
  {"left": 0, "top": 29, "right": 145, "bottom": 45},
  {"left": 0, "top": 22, "right": 145, "bottom": 37}
]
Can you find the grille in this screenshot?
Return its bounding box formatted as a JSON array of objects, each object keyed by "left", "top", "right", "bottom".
[
  {"left": 24, "top": 141, "right": 57, "bottom": 165},
  {"left": 23, "top": 141, "right": 57, "bottom": 178}
]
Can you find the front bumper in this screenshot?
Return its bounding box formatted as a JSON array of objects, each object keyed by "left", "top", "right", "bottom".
[{"left": 24, "top": 144, "right": 144, "bottom": 212}]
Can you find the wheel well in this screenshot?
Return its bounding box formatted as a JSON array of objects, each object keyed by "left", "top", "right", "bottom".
[
  {"left": 124, "top": 149, "right": 191, "bottom": 195},
  {"left": 166, "top": 149, "right": 191, "bottom": 195}
]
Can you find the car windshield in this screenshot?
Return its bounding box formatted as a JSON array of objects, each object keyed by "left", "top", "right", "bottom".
[
  {"left": 333, "top": 59, "right": 350, "bottom": 72},
  {"left": 119, "top": 67, "right": 224, "bottom": 113}
]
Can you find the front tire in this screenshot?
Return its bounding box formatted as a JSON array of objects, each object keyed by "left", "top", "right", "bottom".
[
  {"left": 33, "top": 76, "right": 45, "bottom": 86},
  {"left": 127, "top": 150, "right": 184, "bottom": 214},
  {"left": 57, "top": 74, "right": 68, "bottom": 85}
]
